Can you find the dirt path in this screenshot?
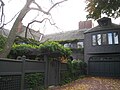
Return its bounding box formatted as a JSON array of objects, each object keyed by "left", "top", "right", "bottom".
[{"left": 48, "top": 77, "right": 120, "bottom": 90}]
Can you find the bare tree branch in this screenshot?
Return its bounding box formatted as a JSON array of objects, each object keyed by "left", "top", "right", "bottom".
[
  {"left": 30, "top": 0, "right": 67, "bottom": 15},
  {"left": 25, "top": 18, "right": 55, "bottom": 38},
  {"left": 29, "top": 7, "right": 49, "bottom": 15},
  {"left": 30, "top": 0, "right": 49, "bottom": 15},
  {"left": 5, "top": 11, "right": 20, "bottom": 25},
  {"left": 48, "top": 0, "right": 67, "bottom": 13}
]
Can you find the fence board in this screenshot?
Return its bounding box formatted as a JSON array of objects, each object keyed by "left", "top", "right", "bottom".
[
  {"left": 0, "top": 57, "right": 68, "bottom": 89},
  {"left": 25, "top": 60, "right": 45, "bottom": 73},
  {"left": 0, "top": 60, "right": 22, "bottom": 75}
]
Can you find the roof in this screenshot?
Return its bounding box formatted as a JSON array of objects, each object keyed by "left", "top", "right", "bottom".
[
  {"left": 85, "top": 17, "right": 120, "bottom": 34},
  {"left": 41, "top": 29, "right": 87, "bottom": 42},
  {"left": 0, "top": 25, "right": 43, "bottom": 41},
  {"left": 17, "top": 25, "right": 43, "bottom": 41}
]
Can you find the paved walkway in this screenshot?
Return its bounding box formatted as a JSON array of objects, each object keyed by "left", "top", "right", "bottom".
[{"left": 48, "top": 77, "right": 120, "bottom": 90}]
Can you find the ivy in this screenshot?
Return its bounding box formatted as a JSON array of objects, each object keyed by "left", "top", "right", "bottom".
[
  {"left": 39, "top": 41, "right": 72, "bottom": 59},
  {"left": 9, "top": 44, "right": 39, "bottom": 59},
  {"left": 14, "top": 36, "right": 40, "bottom": 45},
  {"left": 25, "top": 73, "right": 44, "bottom": 89}
]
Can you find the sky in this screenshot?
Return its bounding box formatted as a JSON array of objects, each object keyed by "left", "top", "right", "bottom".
[{"left": 3, "top": 0, "right": 120, "bottom": 35}]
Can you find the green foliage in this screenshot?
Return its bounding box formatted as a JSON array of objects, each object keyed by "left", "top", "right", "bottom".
[
  {"left": 9, "top": 44, "right": 39, "bottom": 59},
  {"left": 67, "top": 60, "right": 87, "bottom": 75},
  {"left": 60, "top": 71, "right": 73, "bottom": 85},
  {"left": 0, "top": 35, "right": 6, "bottom": 51},
  {"left": 85, "top": 0, "right": 120, "bottom": 20},
  {"left": 25, "top": 73, "right": 44, "bottom": 89},
  {"left": 60, "top": 60, "right": 87, "bottom": 85},
  {"left": 9, "top": 41, "right": 72, "bottom": 60},
  {"left": 15, "top": 36, "right": 40, "bottom": 45},
  {"left": 39, "top": 41, "right": 72, "bottom": 58}
]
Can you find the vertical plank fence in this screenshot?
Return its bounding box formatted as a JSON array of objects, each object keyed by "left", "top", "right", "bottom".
[{"left": 0, "top": 55, "right": 68, "bottom": 90}]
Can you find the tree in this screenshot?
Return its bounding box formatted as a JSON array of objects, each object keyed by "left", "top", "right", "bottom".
[
  {"left": 0, "top": 0, "right": 67, "bottom": 58},
  {"left": 85, "top": 0, "right": 120, "bottom": 20},
  {"left": 0, "top": 0, "right": 5, "bottom": 28}
]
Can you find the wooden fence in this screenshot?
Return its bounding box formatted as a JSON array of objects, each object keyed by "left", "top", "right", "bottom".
[{"left": 0, "top": 55, "right": 68, "bottom": 90}]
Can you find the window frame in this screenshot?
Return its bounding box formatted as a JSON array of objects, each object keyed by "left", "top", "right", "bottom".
[{"left": 91, "top": 31, "right": 119, "bottom": 46}]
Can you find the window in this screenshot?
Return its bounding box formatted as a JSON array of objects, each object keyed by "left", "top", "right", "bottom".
[
  {"left": 113, "top": 32, "right": 119, "bottom": 44},
  {"left": 64, "top": 43, "right": 71, "bottom": 47},
  {"left": 64, "top": 43, "right": 69, "bottom": 47},
  {"left": 71, "top": 43, "right": 77, "bottom": 48},
  {"left": 92, "top": 32, "right": 119, "bottom": 46},
  {"left": 102, "top": 34, "right": 107, "bottom": 45},
  {"left": 77, "top": 42, "right": 83, "bottom": 48},
  {"left": 97, "top": 34, "right": 101, "bottom": 45},
  {"left": 108, "top": 33, "right": 113, "bottom": 44},
  {"left": 92, "top": 35, "right": 96, "bottom": 46}
]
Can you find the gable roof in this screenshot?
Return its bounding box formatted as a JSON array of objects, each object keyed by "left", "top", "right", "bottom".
[
  {"left": 0, "top": 25, "right": 43, "bottom": 41},
  {"left": 41, "top": 29, "right": 87, "bottom": 42},
  {"left": 17, "top": 25, "right": 43, "bottom": 41},
  {"left": 84, "top": 17, "right": 120, "bottom": 34}
]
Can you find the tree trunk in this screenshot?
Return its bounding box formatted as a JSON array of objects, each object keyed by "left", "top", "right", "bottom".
[{"left": 0, "top": 0, "right": 33, "bottom": 58}]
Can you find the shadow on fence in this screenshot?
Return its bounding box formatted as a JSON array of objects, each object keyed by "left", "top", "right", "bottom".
[
  {"left": 0, "top": 55, "right": 68, "bottom": 90},
  {"left": 0, "top": 56, "right": 86, "bottom": 90}
]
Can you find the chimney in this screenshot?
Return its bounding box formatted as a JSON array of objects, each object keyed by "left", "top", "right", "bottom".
[{"left": 79, "top": 20, "right": 92, "bottom": 29}]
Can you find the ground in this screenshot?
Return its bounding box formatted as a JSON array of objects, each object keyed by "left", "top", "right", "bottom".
[{"left": 48, "top": 76, "right": 120, "bottom": 90}]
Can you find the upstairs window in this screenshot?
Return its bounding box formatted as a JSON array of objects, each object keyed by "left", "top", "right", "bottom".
[
  {"left": 92, "top": 35, "right": 96, "bottom": 46},
  {"left": 97, "top": 34, "right": 101, "bottom": 45},
  {"left": 108, "top": 33, "right": 113, "bottom": 44},
  {"left": 92, "top": 32, "right": 119, "bottom": 46},
  {"left": 113, "top": 32, "right": 119, "bottom": 44},
  {"left": 102, "top": 34, "right": 107, "bottom": 45}
]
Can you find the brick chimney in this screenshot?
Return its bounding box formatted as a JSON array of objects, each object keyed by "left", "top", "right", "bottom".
[{"left": 79, "top": 20, "right": 92, "bottom": 29}]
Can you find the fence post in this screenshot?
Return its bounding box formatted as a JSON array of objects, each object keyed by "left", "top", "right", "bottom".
[
  {"left": 21, "top": 55, "right": 26, "bottom": 90},
  {"left": 44, "top": 55, "right": 48, "bottom": 88}
]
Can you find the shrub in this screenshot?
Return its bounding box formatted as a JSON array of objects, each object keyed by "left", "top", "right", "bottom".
[
  {"left": 38, "top": 41, "right": 72, "bottom": 62},
  {"left": 25, "top": 73, "right": 44, "bottom": 90},
  {"left": 60, "top": 59, "right": 87, "bottom": 85},
  {"left": 9, "top": 44, "right": 39, "bottom": 59}
]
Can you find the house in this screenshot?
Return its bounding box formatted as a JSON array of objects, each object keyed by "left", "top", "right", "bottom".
[
  {"left": 0, "top": 23, "right": 43, "bottom": 41},
  {"left": 41, "top": 29, "right": 85, "bottom": 60},
  {"left": 17, "top": 22, "right": 43, "bottom": 41},
  {"left": 84, "top": 17, "right": 120, "bottom": 77},
  {"left": 41, "top": 20, "right": 92, "bottom": 60}
]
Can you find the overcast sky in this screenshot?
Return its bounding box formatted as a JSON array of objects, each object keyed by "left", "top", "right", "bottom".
[{"left": 3, "top": 0, "right": 120, "bottom": 35}]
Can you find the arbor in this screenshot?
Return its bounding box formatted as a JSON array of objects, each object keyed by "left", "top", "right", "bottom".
[
  {"left": 85, "top": 0, "right": 120, "bottom": 20},
  {"left": 0, "top": 0, "right": 67, "bottom": 58}
]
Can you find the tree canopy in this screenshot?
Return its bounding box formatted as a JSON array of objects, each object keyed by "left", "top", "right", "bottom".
[{"left": 85, "top": 0, "right": 120, "bottom": 20}]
